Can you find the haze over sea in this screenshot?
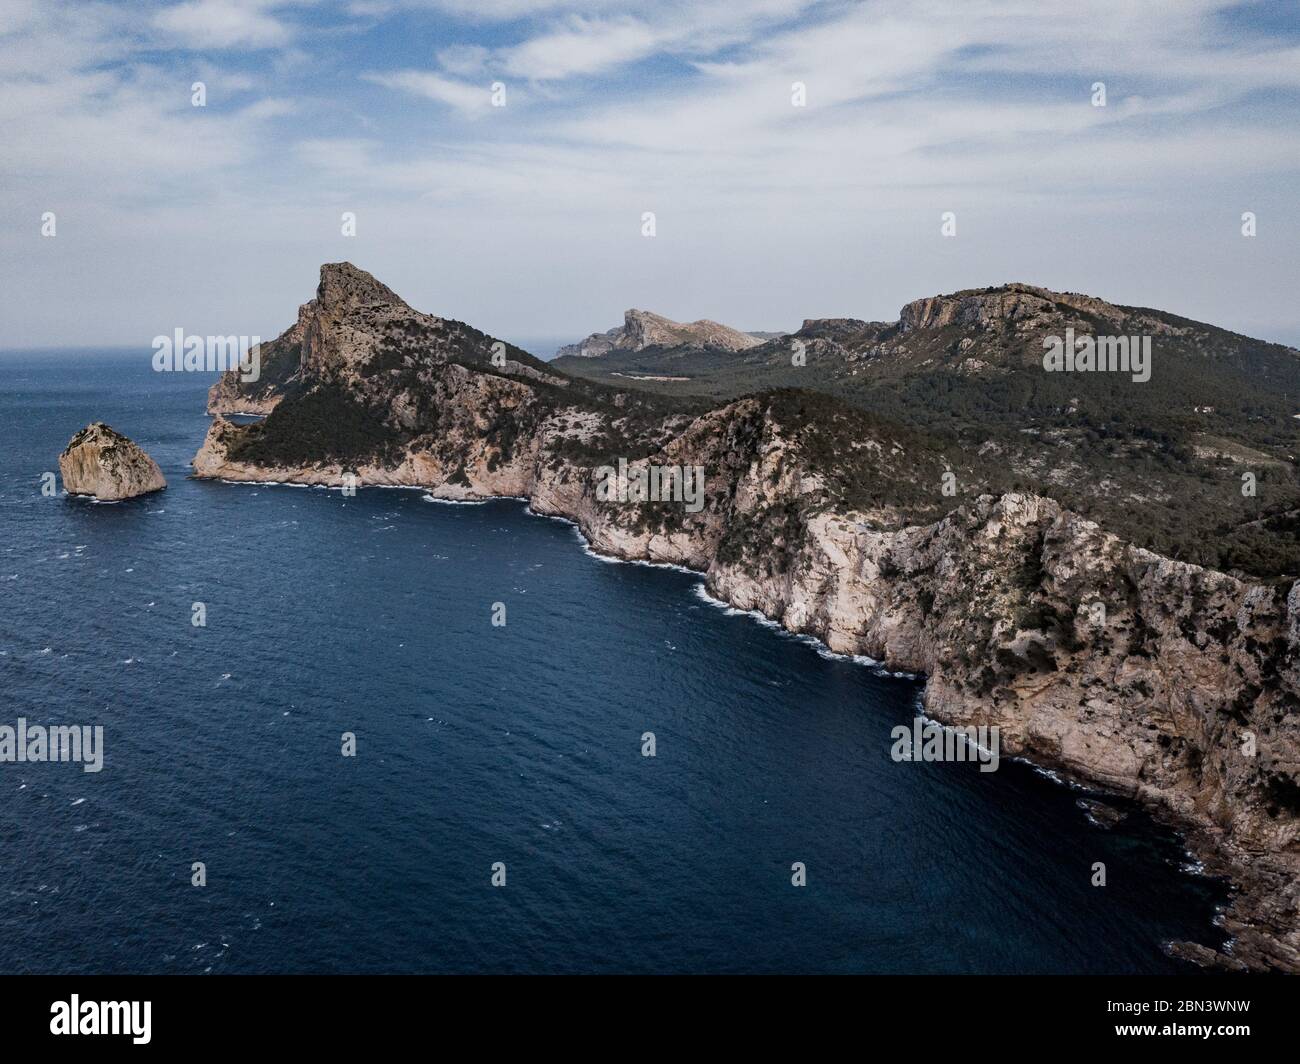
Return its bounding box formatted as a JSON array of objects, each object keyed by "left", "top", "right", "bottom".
[{"left": 0, "top": 348, "right": 1228, "bottom": 974}]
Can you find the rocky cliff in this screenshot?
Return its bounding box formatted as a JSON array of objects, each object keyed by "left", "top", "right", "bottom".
[
  {"left": 194, "top": 264, "right": 1300, "bottom": 971},
  {"left": 60, "top": 422, "right": 166, "bottom": 500},
  {"left": 206, "top": 261, "right": 567, "bottom": 417},
  {"left": 556, "top": 308, "right": 767, "bottom": 358}
]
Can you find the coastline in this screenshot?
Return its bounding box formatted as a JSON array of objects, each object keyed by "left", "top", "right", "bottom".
[
  {"left": 187, "top": 252, "right": 1298, "bottom": 974},
  {"left": 189, "top": 459, "right": 1269, "bottom": 970}
]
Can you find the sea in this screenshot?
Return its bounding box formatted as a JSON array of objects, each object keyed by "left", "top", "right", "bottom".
[{"left": 0, "top": 348, "right": 1229, "bottom": 974}]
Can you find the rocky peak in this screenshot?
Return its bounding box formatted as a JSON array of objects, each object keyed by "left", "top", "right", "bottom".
[
  {"left": 207, "top": 262, "right": 566, "bottom": 414},
  {"left": 64, "top": 421, "right": 115, "bottom": 449},
  {"left": 296, "top": 263, "right": 435, "bottom": 381},
  {"left": 315, "top": 262, "right": 406, "bottom": 315},
  {"left": 621, "top": 309, "right": 761, "bottom": 352}
]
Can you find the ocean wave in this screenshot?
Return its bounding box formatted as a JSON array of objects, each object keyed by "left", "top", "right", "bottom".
[
  {"left": 421, "top": 494, "right": 487, "bottom": 506},
  {"left": 1009, "top": 757, "right": 1090, "bottom": 791}
]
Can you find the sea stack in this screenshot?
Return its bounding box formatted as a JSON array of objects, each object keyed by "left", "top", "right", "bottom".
[{"left": 59, "top": 423, "right": 166, "bottom": 501}]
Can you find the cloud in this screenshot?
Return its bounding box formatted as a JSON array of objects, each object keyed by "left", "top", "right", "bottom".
[
  {"left": 372, "top": 0, "right": 819, "bottom": 86},
  {"left": 435, "top": 44, "right": 491, "bottom": 78},
  {"left": 499, "top": 17, "right": 661, "bottom": 79},
  {"left": 153, "top": 0, "right": 294, "bottom": 50},
  {"left": 2, "top": 0, "right": 1299, "bottom": 348},
  {"left": 362, "top": 70, "right": 501, "bottom": 115}
]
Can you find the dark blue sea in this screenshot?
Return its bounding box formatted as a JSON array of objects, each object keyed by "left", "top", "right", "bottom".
[{"left": 0, "top": 349, "right": 1229, "bottom": 974}]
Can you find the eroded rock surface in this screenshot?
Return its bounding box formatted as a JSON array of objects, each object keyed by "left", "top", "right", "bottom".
[{"left": 60, "top": 422, "right": 166, "bottom": 501}]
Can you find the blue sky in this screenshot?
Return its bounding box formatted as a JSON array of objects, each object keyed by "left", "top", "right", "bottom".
[{"left": 2, "top": 0, "right": 1299, "bottom": 351}]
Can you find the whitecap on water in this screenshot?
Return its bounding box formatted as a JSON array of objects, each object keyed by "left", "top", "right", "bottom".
[{"left": 421, "top": 494, "right": 487, "bottom": 505}]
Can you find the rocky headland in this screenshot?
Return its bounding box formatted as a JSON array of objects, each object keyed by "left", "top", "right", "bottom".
[
  {"left": 193, "top": 263, "right": 1300, "bottom": 971},
  {"left": 60, "top": 422, "right": 166, "bottom": 501}
]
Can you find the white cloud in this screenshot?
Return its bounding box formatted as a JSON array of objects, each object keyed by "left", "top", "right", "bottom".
[
  {"left": 153, "top": 0, "right": 293, "bottom": 50},
  {"left": 362, "top": 70, "right": 500, "bottom": 115},
  {"left": 499, "top": 17, "right": 660, "bottom": 80},
  {"left": 2, "top": 0, "right": 1299, "bottom": 348}
]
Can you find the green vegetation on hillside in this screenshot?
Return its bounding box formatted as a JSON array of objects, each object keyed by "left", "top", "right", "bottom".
[
  {"left": 553, "top": 300, "right": 1300, "bottom": 580},
  {"left": 227, "top": 383, "right": 402, "bottom": 466}
]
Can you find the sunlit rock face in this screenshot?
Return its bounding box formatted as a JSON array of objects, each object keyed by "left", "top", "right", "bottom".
[{"left": 59, "top": 422, "right": 166, "bottom": 501}]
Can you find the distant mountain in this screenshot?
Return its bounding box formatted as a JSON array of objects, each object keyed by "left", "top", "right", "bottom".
[{"left": 555, "top": 308, "right": 775, "bottom": 359}]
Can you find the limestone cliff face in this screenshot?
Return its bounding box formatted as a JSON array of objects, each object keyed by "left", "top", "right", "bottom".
[
  {"left": 709, "top": 492, "right": 1300, "bottom": 973},
  {"left": 557, "top": 308, "right": 766, "bottom": 358},
  {"left": 207, "top": 372, "right": 284, "bottom": 415},
  {"left": 60, "top": 423, "right": 166, "bottom": 500},
  {"left": 206, "top": 313, "right": 303, "bottom": 415},
  {"left": 192, "top": 264, "right": 1300, "bottom": 971}
]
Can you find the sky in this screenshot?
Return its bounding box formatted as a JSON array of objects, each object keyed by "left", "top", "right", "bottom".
[{"left": 2, "top": 0, "right": 1299, "bottom": 353}]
